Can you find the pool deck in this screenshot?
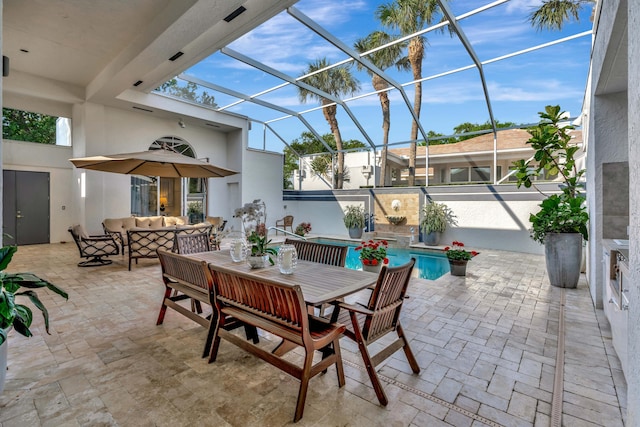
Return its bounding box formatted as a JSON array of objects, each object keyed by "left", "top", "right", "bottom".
[{"left": 0, "top": 241, "right": 626, "bottom": 426}]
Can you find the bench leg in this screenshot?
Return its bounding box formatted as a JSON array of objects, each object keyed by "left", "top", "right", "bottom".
[{"left": 156, "top": 287, "right": 172, "bottom": 325}]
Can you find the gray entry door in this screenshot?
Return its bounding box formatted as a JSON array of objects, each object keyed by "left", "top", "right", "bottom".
[{"left": 3, "top": 170, "right": 50, "bottom": 245}]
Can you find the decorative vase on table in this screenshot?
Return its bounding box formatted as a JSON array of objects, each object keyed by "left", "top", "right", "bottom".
[
  {"left": 448, "top": 259, "right": 468, "bottom": 276},
  {"left": 277, "top": 244, "right": 298, "bottom": 275},
  {"left": 247, "top": 255, "right": 269, "bottom": 269}
]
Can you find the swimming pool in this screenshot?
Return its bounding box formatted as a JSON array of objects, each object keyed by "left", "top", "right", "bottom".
[{"left": 309, "top": 238, "right": 449, "bottom": 280}]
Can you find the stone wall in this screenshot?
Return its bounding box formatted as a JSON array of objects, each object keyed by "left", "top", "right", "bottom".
[{"left": 372, "top": 193, "right": 419, "bottom": 235}]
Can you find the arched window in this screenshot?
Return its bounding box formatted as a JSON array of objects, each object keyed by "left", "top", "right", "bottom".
[{"left": 130, "top": 137, "right": 206, "bottom": 222}]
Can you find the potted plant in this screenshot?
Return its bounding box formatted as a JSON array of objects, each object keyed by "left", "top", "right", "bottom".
[
  {"left": 246, "top": 231, "right": 277, "bottom": 269},
  {"left": 442, "top": 241, "right": 479, "bottom": 276},
  {"left": 355, "top": 240, "right": 389, "bottom": 273},
  {"left": 294, "top": 222, "right": 312, "bottom": 237},
  {"left": 343, "top": 205, "right": 366, "bottom": 239},
  {"left": 0, "top": 244, "right": 68, "bottom": 393},
  {"left": 420, "top": 201, "right": 457, "bottom": 246},
  {"left": 512, "top": 105, "right": 588, "bottom": 288},
  {"left": 187, "top": 201, "right": 204, "bottom": 224}
]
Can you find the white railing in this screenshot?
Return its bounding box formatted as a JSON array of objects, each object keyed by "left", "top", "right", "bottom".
[{"left": 268, "top": 226, "right": 307, "bottom": 240}]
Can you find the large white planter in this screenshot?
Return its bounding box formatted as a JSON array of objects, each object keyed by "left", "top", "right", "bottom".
[
  {"left": 544, "top": 232, "right": 583, "bottom": 288},
  {"left": 1, "top": 330, "right": 9, "bottom": 394}
]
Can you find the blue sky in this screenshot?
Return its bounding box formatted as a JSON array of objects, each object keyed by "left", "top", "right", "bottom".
[{"left": 185, "top": 0, "right": 594, "bottom": 151}]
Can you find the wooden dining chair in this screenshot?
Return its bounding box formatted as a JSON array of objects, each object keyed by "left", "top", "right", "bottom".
[
  {"left": 176, "top": 232, "right": 211, "bottom": 254},
  {"left": 333, "top": 258, "right": 419, "bottom": 406},
  {"left": 284, "top": 238, "right": 347, "bottom": 267}
]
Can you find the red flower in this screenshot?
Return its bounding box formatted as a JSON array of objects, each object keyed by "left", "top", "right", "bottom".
[
  {"left": 443, "top": 246, "right": 450, "bottom": 251},
  {"left": 362, "top": 258, "right": 370, "bottom": 265},
  {"left": 382, "top": 240, "right": 388, "bottom": 245},
  {"left": 471, "top": 251, "right": 479, "bottom": 256},
  {"left": 355, "top": 246, "right": 362, "bottom": 251},
  {"left": 371, "top": 259, "right": 378, "bottom": 266},
  {"left": 383, "top": 258, "right": 389, "bottom": 264}
]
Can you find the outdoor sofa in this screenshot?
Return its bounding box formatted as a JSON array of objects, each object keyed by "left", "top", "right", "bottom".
[{"left": 102, "top": 216, "right": 212, "bottom": 270}]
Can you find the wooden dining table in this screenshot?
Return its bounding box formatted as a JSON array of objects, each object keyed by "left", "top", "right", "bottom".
[{"left": 186, "top": 250, "right": 379, "bottom": 306}]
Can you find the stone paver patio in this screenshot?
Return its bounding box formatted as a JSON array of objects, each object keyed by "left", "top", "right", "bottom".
[{"left": 0, "top": 241, "right": 626, "bottom": 426}]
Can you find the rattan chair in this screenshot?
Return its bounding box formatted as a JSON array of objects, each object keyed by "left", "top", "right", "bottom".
[
  {"left": 275, "top": 215, "right": 294, "bottom": 234},
  {"left": 68, "top": 224, "right": 119, "bottom": 267},
  {"left": 332, "top": 258, "right": 419, "bottom": 406}
]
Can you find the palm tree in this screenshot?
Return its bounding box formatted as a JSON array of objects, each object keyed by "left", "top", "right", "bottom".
[
  {"left": 529, "top": 0, "right": 591, "bottom": 30},
  {"left": 354, "top": 31, "right": 409, "bottom": 187},
  {"left": 298, "top": 58, "right": 360, "bottom": 189},
  {"left": 376, "top": 0, "right": 441, "bottom": 186}
]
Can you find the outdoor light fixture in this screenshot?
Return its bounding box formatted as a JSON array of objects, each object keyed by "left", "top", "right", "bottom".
[
  {"left": 223, "top": 6, "right": 246, "bottom": 22},
  {"left": 159, "top": 197, "right": 168, "bottom": 212},
  {"left": 178, "top": 119, "right": 186, "bottom": 128}
]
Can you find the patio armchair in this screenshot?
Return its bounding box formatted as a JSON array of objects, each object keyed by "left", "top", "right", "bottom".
[
  {"left": 68, "top": 224, "right": 120, "bottom": 267},
  {"left": 332, "top": 258, "right": 420, "bottom": 406},
  {"left": 205, "top": 216, "right": 227, "bottom": 249},
  {"left": 275, "top": 215, "right": 294, "bottom": 235}
]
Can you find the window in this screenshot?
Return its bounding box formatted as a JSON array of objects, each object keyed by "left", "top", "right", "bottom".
[
  {"left": 2, "top": 107, "right": 71, "bottom": 145},
  {"left": 130, "top": 137, "right": 207, "bottom": 218},
  {"left": 449, "top": 166, "right": 498, "bottom": 183}
]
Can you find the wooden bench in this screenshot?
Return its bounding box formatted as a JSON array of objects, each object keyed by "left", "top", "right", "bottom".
[
  {"left": 207, "top": 262, "right": 346, "bottom": 423},
  {"left": 156, "top": 250, "right": 258, "bottom": 358},
  {"left": 284, "top": 238, "right": 347, "bottom": 267}
]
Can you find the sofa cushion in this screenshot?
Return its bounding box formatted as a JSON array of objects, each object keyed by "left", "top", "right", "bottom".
[
  {"left": 104, "top": 217, "right": 136, "bottom": 234},
  {"left": 135, "top": 216, "right": 164, "bottom": 229},
  {"left": 163, "top": 216, "right": 188, "bottom": 227}
]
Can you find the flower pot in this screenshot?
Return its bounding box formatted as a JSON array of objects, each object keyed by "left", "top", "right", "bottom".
[
  {"left": 348, "top": 227, "right": 363, "bottom": 239},
  {"left": 544, "top": 232, "right": 582, "bottom": 288},
  {"left": 247, "top": 255, "right": 269, "bottom": 269},
  {"left": 448, "top": 259, "right": 468, "bottom": 276},
  {"left": 362, "top": 262, "right": 382, "bottom": 274},
  {"left": 0, "top": 327, "right": 10, "bottom": 394},
  {"left": 422, "top": 231, "right": 441, "bottom": 246}
]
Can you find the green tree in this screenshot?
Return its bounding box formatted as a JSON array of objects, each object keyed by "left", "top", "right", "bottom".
[
  {"left": 157, "top": 79, "right": 218, "bottom": 107},
  {"left": 529, "top": 0, "right": 592, "bottom": 30},
  {"left": 283, "top": 132, "right": 365, "bottom": 189},
  {"left": 2, "top": 108, "right": 57, "bottom": 144},
  {"left": 354, "top": 31, "right": 409, "bottom": 187},
  {"left": 298, "top": 58, "right": 360, "bottom": 189},
  {"left": 376, "top": 0, "right": 442, "bottom": 186},
  {"left": 453, "top": 120, "right": 516, "bottom": 141}
]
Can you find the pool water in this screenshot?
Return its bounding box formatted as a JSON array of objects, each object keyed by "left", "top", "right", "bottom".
[{"left": 311, "top": 239, "right": 449, "bottom": 280}]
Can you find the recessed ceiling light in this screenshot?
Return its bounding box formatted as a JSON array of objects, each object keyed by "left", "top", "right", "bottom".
[
  {"left": 224, "top": 6, "right": 246, "bottom": 22},
  {"left": 168, "top": 51, "right": 184, "bottom": 62}
]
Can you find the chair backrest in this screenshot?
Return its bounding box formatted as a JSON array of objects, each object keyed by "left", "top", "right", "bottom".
[
  {"left": 208, "top": 263, "right": 308, "bottom": 337},
  {"left": 284, "top": 215, "right": 294, "bottom": 226},
  {"left": 157, "top": 249, "right": 213, "bottom": 295},
  {"left": 363, "top": 258, "right": 416, "bottom": 343},
  {"left": 284, "top": 239, "right": 347, "bottom": 267},
  {"left": 176, "top": 233, "right": 211, "bottom": 254}
]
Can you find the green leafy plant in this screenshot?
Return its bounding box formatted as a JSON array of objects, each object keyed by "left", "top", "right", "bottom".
[
  {"left": 247, "top": 231, "right": 277, "bottom": 265},
  {"left": 512, "top": 105, "right": 588, "bottom": 243},
  {"left": 355, "top": 240, "right": 389, "bottom": 267},
  {"left": 443, "top": 241, "right": 479, "bottom": 261},
  {"left": 1, "top": 245, "right": 68, "bottom": 345},
  {"left": 420, "top": 201, "right": 457, "bottom": 234},
  {"left": 343, "top": 205, "right": 366, "bottom": 229}
]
